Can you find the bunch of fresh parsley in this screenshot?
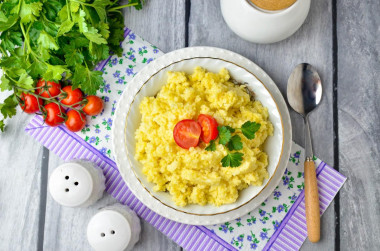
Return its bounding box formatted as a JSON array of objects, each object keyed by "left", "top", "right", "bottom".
[
  {"left": 206, "top": 121, "right": 261, "bottom": 167},
  {"left": 0, "top": 0, "right": 143, "bottom": 131}
]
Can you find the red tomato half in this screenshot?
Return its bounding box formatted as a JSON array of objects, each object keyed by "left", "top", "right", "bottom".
[
  {"left": 44, "top": 103, "right": 65, "bottom": 127},
  {"left": 173, "top": 119, "right": 202, "bottom": 149},
  {"left": 197, "top": 114, "right": 219, "bottom": 143},
  {"left": 36, "top": 79, "right": 61, "bottom": 98},
  {"left": 20, "top": 93, "right": 43, "bottom": 114}
]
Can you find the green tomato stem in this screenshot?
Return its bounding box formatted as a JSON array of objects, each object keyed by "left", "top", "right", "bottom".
[{"left": 13, "top": 85, "right": 82, "bottom": 113}]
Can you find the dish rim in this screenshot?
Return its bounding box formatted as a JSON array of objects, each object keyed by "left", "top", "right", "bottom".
[{"left": 112, "top": 46, "right": 292, "bottom": 225}]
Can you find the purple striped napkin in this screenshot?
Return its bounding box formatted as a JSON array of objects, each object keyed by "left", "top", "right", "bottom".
[
  {"left": 25, "top": 28, "right": 346, "bottom": 251},
  {"left": 26, "top": 115, "right": 232, "bottom": 251},
  {"left": 264, "top": 162, "right": 345, "bottom": 250}
]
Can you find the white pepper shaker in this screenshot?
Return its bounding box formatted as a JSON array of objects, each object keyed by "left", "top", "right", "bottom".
[
  {"left": 87, "top": 203, "right": 141, "bottom": 251},
  {"left": 48, "top": 160, "right": 105, "bottom": 208}
]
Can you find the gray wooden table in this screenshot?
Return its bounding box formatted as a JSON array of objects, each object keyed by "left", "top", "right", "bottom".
[{"left": 0, "top": 0, "right": 379, "bottom": 250}]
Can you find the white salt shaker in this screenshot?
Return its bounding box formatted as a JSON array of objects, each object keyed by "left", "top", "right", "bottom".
[
  {"left": 48, "top": 160, "right": 105, "bottom": 207},
  {"left": 87, "top": 203, "right": 141, "bottom": 251}
]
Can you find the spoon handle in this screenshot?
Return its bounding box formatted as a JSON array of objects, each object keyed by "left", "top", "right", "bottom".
[{"left": 304, "top": 158, "right": 320, "bottom": 242}]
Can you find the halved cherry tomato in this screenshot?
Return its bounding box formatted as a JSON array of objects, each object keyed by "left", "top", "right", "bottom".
[
  {"left": 44, "top": 103, "right": 65, "bottom": 127},
  {"left": 60, "top": 86, "right": 83, "bottom": 106},
  {"left": 82, "top": 95, "right": 104, "bottom": 116},
  {"left": 197, "top": 114, "right": 219, "bottom": 143},
  {"left": 173, "top": 119, "right": 202, "bottom": 149},
  {"left": 36, "top": 79, "right": 61, "bottom": 98},
  {"left": 20, "top": 93, "right": 43, "bottom": 114},
  {"left": 65, "top": 110, "right": 86, "bottom": 132}
]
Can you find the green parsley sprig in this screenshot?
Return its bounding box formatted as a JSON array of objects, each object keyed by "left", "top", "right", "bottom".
[
  {"left": 0, "top": 0, "right": 143, "bottom": 131},
  {"left": 205, "top": 121, "right": 261, "bottom": 167}
]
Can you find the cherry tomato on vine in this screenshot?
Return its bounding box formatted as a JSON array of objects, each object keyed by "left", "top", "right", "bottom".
[
  {"left": 82, "top": 96, "right": 104, "bottom": 116},
  {"left": 19, "top": 93, "right": 43, "bottom": 114},
  {"left": 36, "top": 79, "right": 61, "bottom": 98},
  {"left": 173, "top": 119, "right": 202, "bottom": 149},
  {"left": 197, "top": 114, "right": 219, "bottom": 143},
  {"left": 44, "top": 103, "right": 65, "bottom": 127},
  {"left": 60, "top": 86, "right": 83, "bottom": 106},
  {"left": 65, "top": 110, "right": 86, "bottom": 132}
]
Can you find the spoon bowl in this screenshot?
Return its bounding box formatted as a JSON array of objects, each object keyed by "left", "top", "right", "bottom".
[{"left": 287, "top": 63, "right": 322, "bottom": 116}]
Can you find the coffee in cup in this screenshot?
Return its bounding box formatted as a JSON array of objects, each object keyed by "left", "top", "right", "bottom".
[{"left": 250, "top": 0, "right": 297, "bottom": 11}]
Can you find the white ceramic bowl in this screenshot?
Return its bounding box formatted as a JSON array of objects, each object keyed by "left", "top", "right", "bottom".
[
  {"left": 112, "top": 47, "right": 292, "bottom": 224},
  {"left": 221, "top": 0, "right": 311, "bottom": 44}
]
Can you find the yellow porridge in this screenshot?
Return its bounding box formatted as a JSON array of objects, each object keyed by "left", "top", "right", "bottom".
[{"left": 134, "top": 67, "right": 273, "bottom": 206}]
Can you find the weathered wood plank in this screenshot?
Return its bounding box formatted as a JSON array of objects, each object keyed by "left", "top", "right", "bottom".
[
  {"left": 42, "top": 1, "right": 186, "bottom": 250},
  {"left": 189, "top": 0, "right": 336, "bottom": 249},
  {"left": 337, "top": 0, "right": 380, "bottom": 249},
  {"left": 122, "top": 0, "right": 187, "bottom": 52},
  {"left": 0, "top": 109, "right": 43, "bottom": 251},
  {"left": 124, "top": 1, "right": 186, "bottom": 250}
]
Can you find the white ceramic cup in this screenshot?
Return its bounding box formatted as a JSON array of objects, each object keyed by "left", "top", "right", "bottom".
[{"left": 220, "top": 0, "right": 311, "bottom": 44}]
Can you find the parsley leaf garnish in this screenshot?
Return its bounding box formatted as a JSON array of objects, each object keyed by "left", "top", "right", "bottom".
[
  {"left": 221, "top": 152, "right": 244, "bottom": 167},
  {"left": 0, "top": 95, "right": 17, "bottom": 119},
  {"left": 0, "top": 31, "right": 22, "bottom": 52},
  {"left": 203, "top": 120, "right": 263, "bottom": 167},
  {"left": 0, "top": 119, "right": 5, "bottom": 132},
  {"left": 218, "top": 126, "right": 232, "bottom": 145},
  {"left": 0, "top": 75, "right": 11, "bottom": 91},
  {"left": 205, "top": 140, "right": 216, "bottom": 151},
  {"left": 72, "top": 65, "right": 103, "bottom": 95},
  {"left": 17, "top": 72, "right": 34, "bottom": 90},
  {"left": 225, "top": 125, "right": 235, "bottom": 133},
  {"left": 63, "top": 42, "right": 85, "bottom": 67},
  {"left": 20, "top": 2, "right": 43, "bottom": 24},
  {"left": 241, "top": 121, "right": 261, "bottom": 140},
  {"left": 227, "top": 135, "right": 243, "bottom": 151}
]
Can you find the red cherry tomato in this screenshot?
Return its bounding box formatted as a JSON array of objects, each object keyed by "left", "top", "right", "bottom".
[
  {"left": 82, "top": 96, "right": 104, "bottom": 116},
  {"left": 65, "top": 110, "right": 86, "bottom": 132},
  {"left": 197, "top": 114, "right": 219, "bottom": 143},
  {"left": 173, "top": 119, "right": 202, "bottom": 149},
  {"left": 44, "top": 102, "right": 65, "bottom": 127},
  {"left": 60, "top": 86, "right": 83, "bottom": 106},
  {"left": 20, "top": 93, "right": 43, "bottom": 114},
  {"left": 36, "top": 79, "right": 61, "bottom": 98}
]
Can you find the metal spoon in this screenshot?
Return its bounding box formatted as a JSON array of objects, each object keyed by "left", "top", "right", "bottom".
[{"left": 287, "top": 63, "right": 322, "bottom": 243}]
